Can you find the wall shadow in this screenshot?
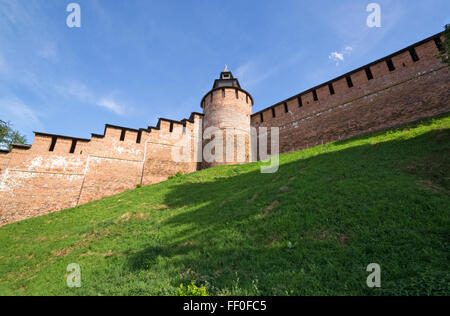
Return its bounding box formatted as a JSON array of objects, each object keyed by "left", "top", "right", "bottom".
[{"left": 126, "top": 128, "right": 450, "bottom": 295}]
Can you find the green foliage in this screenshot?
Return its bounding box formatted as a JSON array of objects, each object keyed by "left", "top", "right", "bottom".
[
  {"left": 438, "top": 24, "right": 450, "bottom": 65},
  {"left": 175, "top": 282, "right": 209, "bottom": 296},
  {"left": 0, "top": 115, "right": 449, "bottom": 296},
  {"left": 0, "top": 120, "right": 27, "bottom": 150},
  {"left": 168, "top": 171, "right": 184, "bottom": 180}
]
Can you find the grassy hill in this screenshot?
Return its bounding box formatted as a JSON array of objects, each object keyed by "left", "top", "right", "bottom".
[{"left": 0, "top": 115, "right": 449, "bottom": 296}]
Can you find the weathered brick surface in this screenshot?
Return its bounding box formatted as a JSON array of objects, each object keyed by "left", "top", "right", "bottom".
[
  {"left": 0, "top": 33, "right": 448, "bottom": 225},
  {"left": 0, "top": 114, "right": 203, "bottom": 225},
  {"left": 202, "top": 88, "right": 253, "bottom": 168}
]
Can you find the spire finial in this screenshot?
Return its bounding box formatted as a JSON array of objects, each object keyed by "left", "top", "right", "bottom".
[{"left": 224, "top": 64, "right": 228, "bottom": 72}]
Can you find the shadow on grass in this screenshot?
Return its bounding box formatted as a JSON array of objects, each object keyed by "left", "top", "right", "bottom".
[{"left": 127, "top": 129, "right": 450, "bottom": 295}]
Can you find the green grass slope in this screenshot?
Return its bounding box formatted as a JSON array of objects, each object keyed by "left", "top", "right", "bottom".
[{"left": 1, "top": 115, "right": 449, "bottom": 296}]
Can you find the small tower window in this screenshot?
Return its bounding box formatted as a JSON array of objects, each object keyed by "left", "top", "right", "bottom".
[
  {"left": 365, "top": 67, "right": 374, "bottom": 80},
  {"left": 386, "top": 59, "right": 395, "bottom": 71},
  {"left": 169, "top": 122, "right": 174, "bottom": 133},
  {"left": 222, "top": 88, "right": 225, "bottom": 98},
  {"left": 260, "top": 113, "right": 264, "bottom": 123},
  {"left": 235, "top": 89, "right": 239, "bottom": 99},
  {"left": 271, "top": 108, "right": 276, "bottom": 118},
  {"left": 328, "top": 83, "right": 335, "bottom": 95},
  {"left": 346, "top": 76, "right": 354, "bottom": 88},
  {"left": 120, "top": 129, "right": 126, "bottom": 141},
  {"left": 409, "top": 48, "right": 419, "bottom": 62},
  {"left": 284, "top": 102, "right": 288, "bottom": 113}
]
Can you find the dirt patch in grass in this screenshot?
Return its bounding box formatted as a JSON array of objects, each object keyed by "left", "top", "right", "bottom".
[
  {"left": 260, "top": 201, "right": 280, "bottom": 218},
  {"left": 311, "top": 229, "right": 349, "bottom": 245},
  {"left": 268, "top": 233, "right": 281, "bottom": 245},
  {"left": 121, "top": 212, "right": 133, "bottom": 221},
  {"left": 81, "top": 250, "right": 113, "bottom": 258},
  {"left": 134, "top": 213, "right": 148, "bottom": 220},
  {"left": 121, "top": 212, "right": 149, "bottom": 221},
  {"left": 51, "top": 229, "right": 111, "bottom": 258},
  {"left": 418, "top": 180, "right": 447, "bottom": 193},
  {"left": 280, "top": 186, "right": 289, "bottom": 192},
  {"left": 51, "top": 248, "right": 72, "bottom": 257},
  {"left": 404, "top": 155, "right": 450, "bottom": 191}
]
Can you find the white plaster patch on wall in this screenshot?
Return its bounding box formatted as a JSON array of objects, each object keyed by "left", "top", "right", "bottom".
[
  {"left": 29, "top": 156, "right": 44, "bottom": 169},
  {"left": 1, "top": 170, "right": 36, "bottom": 192},
  {"left": 112, "top": 141, "right": 142, "bottom": 156},
  {"left": 0, "top": 169, "right": 9, "bottom": 191},
  {"left": 29, "top": 156, "right": 84, "bottom": 171}
]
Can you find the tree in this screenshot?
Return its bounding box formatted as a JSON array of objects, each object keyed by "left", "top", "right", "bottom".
[
  {"left": 0, "top": 120, "right": 27, "bottom": 150},
  {"left": 438, "top": 24, "right": 450, "bottom": 66}
]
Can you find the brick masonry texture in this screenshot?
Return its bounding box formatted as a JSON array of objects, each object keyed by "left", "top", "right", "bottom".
[
  {"left": 0, "top": 32, "right": 449, "bottom": 225},
  {"left": 202, "top": 87, "right": 253, "bottom": 168}
]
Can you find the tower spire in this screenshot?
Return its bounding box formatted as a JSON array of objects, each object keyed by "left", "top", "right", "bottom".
[{"left": 224, "top": 64, "right": 228, "bottom": 72}]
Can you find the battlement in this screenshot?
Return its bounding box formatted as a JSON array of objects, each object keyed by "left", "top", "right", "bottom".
[
  {"left": 1, "top": 31, "right": 449, "bottom": 226},
  {"left": 0, "top": 112, "right": 204, "bottom": 225},
  {"left": 250, "top": 32, "right": 449, "bottom": 154},
  {"left": 201, "top": 87, "right": 254, "bottom": 109},
  {"left": 252, "top": 32, "right": 445, "bottom": 127}
]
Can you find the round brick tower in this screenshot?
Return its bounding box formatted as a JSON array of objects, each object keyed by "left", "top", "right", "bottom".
[{"left": 201, "top": 67, "right": 254, "bottom": 168}]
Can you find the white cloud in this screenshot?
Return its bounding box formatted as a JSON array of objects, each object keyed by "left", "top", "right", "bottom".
[
  {"left": 328, "top": 46, "right": 353, "bottom": 66},
  {"left": 329, "top": 52, "right": 345, "bottom": 64},
  {"left": 97, "top": 98, "right": 125, "bottom": 115}
]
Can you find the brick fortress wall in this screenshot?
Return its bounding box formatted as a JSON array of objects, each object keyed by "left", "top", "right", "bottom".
[
  {"left": 0, "top": 32, "right": 449, "bottom": 225},
  {"left": 0, "top": 113, "right": 203, "bottom": 225},
  {"left": 251, "top": 33, "right": 450, "bottom": 154}
]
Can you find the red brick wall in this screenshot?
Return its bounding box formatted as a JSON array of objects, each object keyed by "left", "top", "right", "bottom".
[
  {"left": 251, "top": 34, "right": 450, "bottom": 154},
  {"left": 0, "top": 114, "right": 203, "bottom": 225},
  {"left": 1, "top": 33, "right": 448, "bottom": 226}
]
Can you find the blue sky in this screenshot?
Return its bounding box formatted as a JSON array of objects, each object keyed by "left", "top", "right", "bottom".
[{"left": 0, "top": 0, "right": 449, "bottom": 143}]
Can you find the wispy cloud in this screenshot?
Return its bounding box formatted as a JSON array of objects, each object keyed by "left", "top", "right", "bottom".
[
  {"left": 55, "top": 81, "right": 127, "bottom": 116},
  {"left": 0, "top": 96, "right": 43, "bottom": 135},
  {"left": 97, "top": 98, "right": 125, "bottom": 115},
  {"left": 236, "top": 51, "right": 304, "bottom": 88}
]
